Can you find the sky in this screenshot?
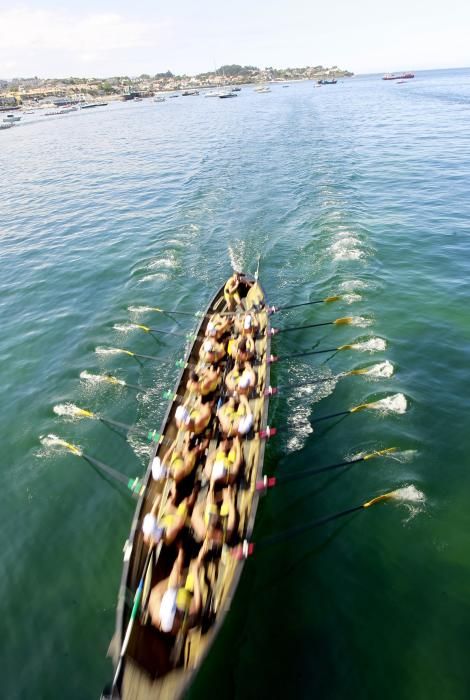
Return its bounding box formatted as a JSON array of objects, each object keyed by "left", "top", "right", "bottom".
[{"left": 0, "top": 0, "right": 469, "bottom": 79}]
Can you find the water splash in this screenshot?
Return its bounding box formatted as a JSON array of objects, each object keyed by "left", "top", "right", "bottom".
[
  {"left": 330, "top": 236, "right": 361, "bottom": 251},
  {"left": 139, "top": 273, "right": 169, "bottom": 284},
  {"left": 285, "top": 365, "right": 336, "bottom": 452},
  {"left": 389, "top": 484, "right": 426, "bottom": 523},
  {"left": 351, "top": 360, "right": 394, "bottom": 378},
  {"left": 388, "top": 449, "right": 418, "bottom": 463},
  {"left": 347, "top": 316, "right": 373, "bottom": 328},
  {"left": 113, "top": 323, "right": 142, "bottom": 333},
  {"left": 350, "top": 337, "right": 387, "bottom": 352},
  {"left": 95, "top": 346, "right": 126, "bottom": 355},
  {"left": 340, "top": 280, "right": 369, "bottom": 292},
  {"left": 365, "top": 393, "right": 407, "bottom": 415},
  {"left": 80, "top": 371, "right": 125, "bottom": 386},
  {"left": 53, "top": 403, "right": 94, "bottom": 419},
  {"left": 228, "top": 240, "right": 247, "bottom": 273},
  {"left": 39, "top": 434, "right": 83, "bottom": 456},
  {"left": 333, "top": 247, "right": 365, "bottom": 262},
  {"left": 128, "top": 305, "right": 155, "bottom": 314},
  {"left": 342, "top": 293, "right": 362, "bottom": 304}
]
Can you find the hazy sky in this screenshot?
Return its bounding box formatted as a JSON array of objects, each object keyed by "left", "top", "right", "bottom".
[{"left": 0, "top": 0, "right": 469, "bottom": 78}]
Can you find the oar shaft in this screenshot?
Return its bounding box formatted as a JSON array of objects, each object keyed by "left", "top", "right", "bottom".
[
  {"left": 82, "top": 453, "right": 142, "bottom": 494},
  {"left": 277, "top": 455, "right": 365, "bottom": 483},
  {"left": 314, "top": 409, "right": 351, "bottom": 423},
  {"left": 278, "top": 320, "right": 334, "bottom": 333},
  {"left": 256, "top": 504, "right": 364, "bottom": 549},
  {"left": 278, "top": 347, "right": 339, "bottom": 361}
]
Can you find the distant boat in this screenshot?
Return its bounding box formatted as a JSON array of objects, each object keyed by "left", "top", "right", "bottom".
[
  {"left": 182, "top": 90, "right": 199, "bottom": 96},
  {"left": 80, "top": 102, "right": 108, "bottom": 109},
  {"left": 218, "top": 91, "right": 237, "bottom": 99},
  {"left": 153, "top": 96, "right": 166, "bottom": 102},
  {"left": 3, "top": 114, "right": 21, "bottom": 122},
  {"left": 44, "top": 106, "right": 78, "bottom": 116},
  {"left": 231, "top": 87, "right": 241, "bottom": 92},
  {"left": 317, "top": 79, "right": 337, "bottom": 85},
  {"left": 254, "top": 86, "right": 271, "bottom": 93},
  {"left": 383, "top": 73, "right": 414, "bottom": 80},
  {"left": 0, "top": 122, "right": 14, "bottom": 130},
  {"left": 204, "top": 91, "right": 221, "bottom": 98}
]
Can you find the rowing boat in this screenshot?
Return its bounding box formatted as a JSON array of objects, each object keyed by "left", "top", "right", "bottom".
[{"left": 104, "top": 273, "right": 272, "bottom": 699}]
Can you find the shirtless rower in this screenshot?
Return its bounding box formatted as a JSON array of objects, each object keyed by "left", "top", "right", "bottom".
[
  {"left": 206, "top": 313, "right": 231, "bottom": 340},
  {"left": 191, "top": 486, "right": 237, "bottom": 545},
  {"left": 223, "top": 272, "right": 242, "bottom": 311},
  {"left": 142, "top": 486, "right": 193, "bottom": 547},
  {"left": 199, "top": 337, "right": 225, "bottom": 365},
  {"left": 186, "top": 365, "right": 220, "bottom": 402},
  {"left": 217, "top": 394, "right": 254, "bottom": 437},
  {"left": 204, "top": 436, "right": 242, "bottom": 487},
  {"left": 151, "top": 431, "right": 206, "bottom": 484},
  {"left": 148, "top": 542, "right": 208, "bottom": 635},
  {"left": 175, "top": 395, "right": 213, "bottom": 435},
  {"left": 225, "top": 361, "right": 256, "bottom": 396}
]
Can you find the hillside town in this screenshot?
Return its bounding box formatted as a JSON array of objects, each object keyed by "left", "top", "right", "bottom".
[{"left": 0, "top": 64, "right": 352, "bottom": 107}]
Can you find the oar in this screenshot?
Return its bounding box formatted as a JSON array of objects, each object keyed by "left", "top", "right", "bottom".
[
  {"left": 80, "top": 372, "right": 147, "bottom": 391},
  {"left": 51, "top": 439, "right": 144, "bottom": 495},
  {"left": 132, "top": 306, "right": 203, "bottom": 317},
  {"left": 256, "top": 447, "right": 397, "bottom": 491},
  {"left": 234, "top": 489, "right": 399, "bottom": 558},
  {"left": 120, "top": 324, "right": 197, "bottom": 340},
  {"left": 262, "top": 362, "right": 382, "bottom": 396},
  {"left": 268, "top": 343, "right": 354, "bottom": 363},
  {"left": 99, "top": 347, "right": 187, "bottom": 368},
  {"left": 313, "top": 396, "right": 400, "bottom": 424},
  {"left": 271, "top": 317, "right": 357, "bottom": 335},
  {"left": 268, "top": 295, "right": 342, "bottom": 312},
  {"left": 110, "top": 543, "right": 158, "bottom": 693},
  {"left": 54, "top": 405, "right": 171, "bottom": 444}
]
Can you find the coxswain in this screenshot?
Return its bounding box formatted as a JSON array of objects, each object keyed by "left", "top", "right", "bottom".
[
  {"left": 217, "top": 394, "right": 254, "bottom": 437},
  {"left": 204, "top": 436, "right": 242, "bottom": 487},
  {"left": 148, "top": 542, "right": 208, "bottom": 635},
  {"left": 175, "top": 395, "right": 213, "bottom": 435},
  {"left": 191, "top": 486, "right": 237, "bottom": 545},
  {"left": 223, "top": 272, "right": 242, "bottom": 311}
]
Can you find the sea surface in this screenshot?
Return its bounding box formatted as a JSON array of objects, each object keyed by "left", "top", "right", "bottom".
[{"left": 2, "top": 68, "right": 470, "bottom": 700}]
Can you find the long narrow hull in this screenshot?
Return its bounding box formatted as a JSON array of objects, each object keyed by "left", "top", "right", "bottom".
[{"left": 109, "top": 276, "right": 271, "bottom": 699}]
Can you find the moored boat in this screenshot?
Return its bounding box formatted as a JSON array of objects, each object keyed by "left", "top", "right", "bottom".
[
  {"left": 317, "top": 79, "right": 337, "bottom": 85},
  {"left": 3, "top": 114, "right": 21, "bottom": 122},
  {"left": 104, "top": 273, "right": 272, "bottom": 699},
  {"left": 383, "top": 72, "right": 414, "bottom": 80}
]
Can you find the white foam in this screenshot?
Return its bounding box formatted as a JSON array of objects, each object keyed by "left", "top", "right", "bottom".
[
  {"left": 350, "top": 337, "right": 387, "bottom": 352},
  {"left": 228, "top": 240, "right": 247, "bottom": 273},
  {"left": 128, "top": 305, "right": 154, "bottom": 314},
  {"left": 95, "top": 346, "right": 126, "bottom": 355},
  {"left": 330, "top": 236, "right": 361, "bottom": 251},
  {"left": 342, "top": 293, "right": 362, "bottom": 304},
  {"left": 366, "top": 393, "right": 407, "bottom": 415},
  {"left": 138, "top": 273, "right": 169, "bottom": 283},
  {"left": 347, "top": 316, "right": 373, "bottom": 328},
  {"left": 53, "top": 403, "right": 91, "bottom": 419},
  {"left": 39, "top": 434, "right": 83, "bottom": 456},
  {"left": 340, "top": 280, "right": 369, "bottom": 292},
  {"left": 390, "top": 484, "right": 426, "bottom": 504},
  {"left": 148, "top": 257, "right": 177, "bottom": 270},
  {"left": 334, "top": 248, "right": 365, "bottom": 262},
  {"left": 113, "top": 323, "right": 141, "bottom": 333},
  {"left": 360, "top": 360, "right": 394, "bottom": 378},
  {"left": 389, "top": 449, "right": 418, "bottom": 463},
  {"left": 80, "top": 371, "right": 125, "bottom": 386}
]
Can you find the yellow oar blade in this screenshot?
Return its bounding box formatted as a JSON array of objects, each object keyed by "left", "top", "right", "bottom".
[
  {"left": 337, "top": 344, "right": 353, "bottom": 351},
  {"left": 348, "top": 366, "right": 369, "bottom": 376},
  {"left": 150, "top": 307, "right": 164, "bottom": 313},
  {"left": 349, "top": 402, "right": 371, "bottom": 413},
  {"left": 363, "top": 491, "right": 396, "bottom": 508},
  {"left": 324, "top": 295, "right": 341, "bottom": 303},
  {"left": 333, "top": 316, "right": 353, "bottom": 325},
  {"left": 363, "top": 447, "right": 398, "bottom": 461},
  {"left": 136, "top": 324, "right": 150, "bottom": 332}
]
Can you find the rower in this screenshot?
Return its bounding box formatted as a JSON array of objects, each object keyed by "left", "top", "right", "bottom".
[
  {"left": 235, "top": 336, "right": 255, "bottom": 364},
  {"left": 204, "top": 436, "right": 242, "bottom": 487},
  {"left": 191, "top": 486, "right": 236, "bottom": 545},
  {"left": 223, "top": 272, "right": 242, "bottom": 310},
  {"left": 175, "top": 396, "right": 213, "bottom": 435},
  {"left": 186, "top": 365, "right": 220, "bottom": 402},
  {"left": 151, "top": 432, "right": 206, "bottom": 484},
  {"left": 225, "top": 361, "right": 256, "bottom": 396},
  {"left": 235, "top": 311, "right": 259, "bottom": 338},
  {"left": 148, "top": 543, "right": 208, "bottom": 635},
  {"left": 142, "top": 489, "right": 192, "bottom": 547},
  {"left": 206, "top": 313, "right": 231, "bottom": 340},
  {"left": 217, "top": 394, "right": 254, "bottom": 437},
  {"left": 199, "top": 337, "right": 225, "bottom": 365}
]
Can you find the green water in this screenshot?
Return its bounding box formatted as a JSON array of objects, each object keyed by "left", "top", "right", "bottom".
[{"left": 2, "top": 70, "right": 470, "bottom": 699}]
